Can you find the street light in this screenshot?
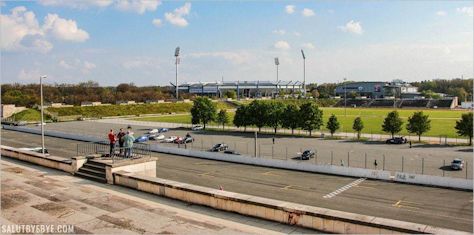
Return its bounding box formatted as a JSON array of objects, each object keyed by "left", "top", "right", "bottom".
[
  {"left": 343, "top": 77, "right": 347, "bottom": 117},
  {"left": 301, "top": 49, "right": 306, "bottom": 97},
  {"left": 175, "top": 47, "right": 180, "bottom": 100},
  {"left": 274, "top": 57, "right": 279, "bottom": 82},
  {"left": 40, "top": 75, "right": 47, "bottom": 154}
]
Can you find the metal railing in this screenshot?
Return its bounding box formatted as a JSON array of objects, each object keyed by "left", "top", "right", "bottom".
[{"left": 76, "top": 141, "right": 151, "bottom": 163}]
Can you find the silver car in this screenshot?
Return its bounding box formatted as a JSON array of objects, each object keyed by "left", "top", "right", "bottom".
[{"left": 450, "top": 158, "right": 464, "bottom": 170}]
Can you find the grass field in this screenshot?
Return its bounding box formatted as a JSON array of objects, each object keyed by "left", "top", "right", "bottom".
[
  {"left": 10, "top": 109, "right": 52, "bottom": 122},
  {"left": 132, "top": 107, "right": 470, "bottom": 138}
]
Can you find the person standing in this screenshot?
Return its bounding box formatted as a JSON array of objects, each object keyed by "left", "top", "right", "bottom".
[
  {"left": 123, "top": 131, "right": 135, "bottom": 158},
  {"left": 117, "top": 128, "right": 126, "bottom": 156},
  {"left": 108, "top": 129, "right": 116, "bottom": 157}
]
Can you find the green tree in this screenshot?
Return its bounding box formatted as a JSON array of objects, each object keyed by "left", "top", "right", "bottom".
[
  {"left": 248, "top": 100, "right": 268, "bottom": 132},
  {"left": 216, "top": 109, "right": 229, "bottom": 130},
  {"left": 406, "top": 111, "right": 431, "bottom": 141},
  {"left": 281, "top": 104, "right": 300, "bottom": 134},
  {"left": 233, "top": 105, "right": 249, "bottom": 131},
  {"left": 326, "top": 114, "right": 340, "bottom": 137},
  {"left": 298, "top": 102, "right": 323, "bottom": 136},
  {"left": 190, "top": 97, "right": 216, "bottom": 129},
  {"left": 455, "top": 112, "right": 473, "bottom": 145},
  {"left": 266, "top": 101, "right": 285, "bottom": 133},
  {"left": 224, "top": 90, "right": 236, "bottom": 99},
  {"left": 352, "top": 117, "right": 364, "bottom": 140},
  {"left": 382, "top": 111, "right": 404, "bottom": 138}
]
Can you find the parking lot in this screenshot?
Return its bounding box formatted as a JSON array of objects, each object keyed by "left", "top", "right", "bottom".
[{"left": 22, "top": 120, "right": 473, "bottom": 179}]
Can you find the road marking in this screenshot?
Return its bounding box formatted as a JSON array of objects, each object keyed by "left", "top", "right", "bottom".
[
  {"left": 392, "top": 200, "right": 421, "bottom": 209},
  {"left": 197, "top": 172, "right": 213, "bottom": 177},
  {"left": 281, "top": 185, "right": 292, "bottom": 190},
  {"left": 262, "top": 171, "right": 278, "bottom": 176},
  {"left": 323, "top": 178, "right": 366, "bottom": 199}
]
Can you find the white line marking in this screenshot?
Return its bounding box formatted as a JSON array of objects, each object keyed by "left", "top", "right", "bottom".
[{"left": 323, "top": 178, "right": 367, "bottom": 199}]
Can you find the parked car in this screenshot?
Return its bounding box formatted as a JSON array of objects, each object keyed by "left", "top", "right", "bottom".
[
  {"left": 192, "top": 125, "right": 204, "bottom": 131},
  {"left": 451, "top": 158, "right": 464, "bottom": 170},
  {"left": 158, "top": 128, "right": 169, "bottom": 133},
  {"left": 386, "top": 137, "right": 407, "bottom": 144},
  {"left": 149, "top": 134, "right": 165, "bottom": 141},
  {"left": 301, "top": 150, "right": 315, "bottom": 160},
  {"left": 148, "top": 129, "right": 159, "bottom": 134},
  {"left": 210, "top": 143, "right": 228, "bottom": 152},
  {"left": 36, "top": 122, "right": 46, "bottom": 126},
  {"left": 175, "top": 136, "right": 194, "bottom": 144},
  {"left": 14, "top": 121, "right": 27, "bottom": 126},
  {"left": 134, "top": 135, "right": 149, "bottom": 143},
  {"left": 18, "top": 147, "right": 49, "bottom": 155},
  {"left": 163, "top": 136, "right": 178, "bottom": 143},
  {"left": 223, "top": 150, "right": 240, "bottom": 155}
]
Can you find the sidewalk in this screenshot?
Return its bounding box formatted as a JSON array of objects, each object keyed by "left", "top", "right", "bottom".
[{"left": 0, "top": 158, "right": 316, "bottom": 234}]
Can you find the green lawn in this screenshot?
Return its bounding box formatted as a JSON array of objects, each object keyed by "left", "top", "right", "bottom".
[
  {"left": 132, "top": 107, "right": 469, "bottom": 138},
  {"left": 10, "top": 109, "right": 52, "bottom": 122}
]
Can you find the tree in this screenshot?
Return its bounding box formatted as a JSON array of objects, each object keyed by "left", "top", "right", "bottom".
[
  {"left": 326, "top": 114, "right": 340, "bottom": 137},
  {"left": 352, "top": 117, "right": 364, "bottom": 139},
  {"left": 382, "top": 111, "right": 404, "bottom": 138},
  {"left": 216, "top": 109, "right": 229, "bottom": 130},
  {"left": 266, "top": 101, "right": 285, "bottom": 133},
  {"left": 406, "top": 111, "right": 431, "bottom": 141},
  {"left": 190, "top": 97, "right": 216, "bottom": 129},
  {"left": 298, "top": 102, "right": 323, "bottom": 136},
  {"left": 281, "top": 104, "right": 300, "bottom": 134},
  {"left": 233, "top": 105, "right": 248, "bottom": 131},
  {"left": 248, "top": 100, "right": 268, "bottom": 132},
  {"left": 455, "top": 112, "right": 473, "bottom": 145},
  {"left": 224, "top": 90, "right": 236, "bottom": 99}
]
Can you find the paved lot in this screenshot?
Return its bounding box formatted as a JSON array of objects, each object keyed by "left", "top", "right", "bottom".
[
  {"left": 0, "top": 158, "right": 317, "bottom": 234},
  {"left": 2, "top": 129, "right": 473, "bottom": 232},
  {"left": 24, "top": 120, "right": 474, "bottom": 179}
]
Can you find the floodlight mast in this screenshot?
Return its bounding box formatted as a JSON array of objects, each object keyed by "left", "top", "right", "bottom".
[
  {"left": 301, "top": 49, "right": 306, "bottom": 96},
  {"left": 274, "top": 57, "right": 279, "bottom": 83},
  {"left": 175, "top": 47, "right": 180, "bottom": 100},
  {"left": 40, "top": 75, "right": 47, "bottom": 154}
]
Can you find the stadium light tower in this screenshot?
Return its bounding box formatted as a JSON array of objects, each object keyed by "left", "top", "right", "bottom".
[
  {"left": 301, "top": 49, "right": 306, "bottom": 96},
  {"left": 175, "top": 47, "right": 180, "bottom": 100},
  {"left": 274, "top": 57, "right": 279, "bottom": 83},
  {"left": 343, "top": 77, "right": 347, "bottom": 117},
  {"left": 40, "top": 75, "right": 47, "bottom": 154}
]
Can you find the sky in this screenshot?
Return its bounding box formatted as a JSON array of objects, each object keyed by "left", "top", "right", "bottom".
[{"left": 0, "top": 0, "right": 473, "bottom": 86}]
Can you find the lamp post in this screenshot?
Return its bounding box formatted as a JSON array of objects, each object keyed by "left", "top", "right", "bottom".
[
  {"left": 40, "top": 75, "right": 47, "bottom": 154},
  {"left": 274, "top": 58, "right": 279, "bottom": 98},
  {"left": 343, "top": 77, "right": 347, "bottom": 117},
  {"left": 301, "top": 49, "right": 306, "bottom": 97},
  {"left": 175, "top": 47, "right": 180, "bottom": 100}
]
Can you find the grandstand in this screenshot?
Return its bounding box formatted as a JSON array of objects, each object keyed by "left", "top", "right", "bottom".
[{"left": 334, "top": 98, "right": 457, "bottom": 109}]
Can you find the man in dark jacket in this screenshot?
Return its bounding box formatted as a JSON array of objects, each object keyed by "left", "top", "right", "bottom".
[{"left": 117, "top": 128, "right": 126, "bottom": 156}]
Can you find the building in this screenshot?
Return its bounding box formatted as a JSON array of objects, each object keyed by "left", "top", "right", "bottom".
[
  {"left": 116, "top": 101, "right": 136, "bottom": 105},
  {"left": 334, "top": 80, "right": 420, "bottom": 99},
  {"left": 461, "top": 102, "right": 474, "bottom": 109},
  {"left": 176, "top": 80, "right": 304, "bottom": 98},
  {"left": 80, "top": 101, "right": 103, "bottom": 106},
  {"left": 1, "top": 104, "right": 26, "bottom": 118}
]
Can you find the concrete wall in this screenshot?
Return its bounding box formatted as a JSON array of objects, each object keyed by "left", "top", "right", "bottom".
[
  {"left": 114, "top": 171, "right": 467, "bottom": 234},
  {"left": 1, "top": 104, "right": 27, "bottom": 118},
  {"left": 105, "top": 160, "right": 156, "bottom": 184},
  {"left": 1, "top": 145, "right": 73, "bottom": 173},
  {"left": 394, "top": 172, "right": 473, "bottom": 190}
]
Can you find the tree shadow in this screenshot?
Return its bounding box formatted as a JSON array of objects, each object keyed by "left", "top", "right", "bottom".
[
  {"left": 457, "top": 148, "right": 473, "bottom": 152},
  {"left": 439, "top": 165, "right": 458, "bottom": 171}
]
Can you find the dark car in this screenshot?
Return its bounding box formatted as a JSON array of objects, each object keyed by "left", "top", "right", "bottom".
[
  {"left": 158, "top": 128, "right": 169, "bottom": 133},
  {"left": 386, "top": 137, "right": 407, "bottom": 144},
  {"left": 450, "top": 158, "right": 464, "bottom": 170},
  {"left": 301, "top": 150, "right": 315, "bottom": 160},
  {"left": 223, "top": 150, "right": 240, "bottom": 155},
  {"left": 134, "top": 135, "right": 149, "bottom": 143},
  {"left": 210, "top": 143, "right": 228, "bottom": 152}
]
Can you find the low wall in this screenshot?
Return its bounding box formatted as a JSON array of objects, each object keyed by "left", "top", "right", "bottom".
[
  {"left": 394, "top": 172, "right": 473, "bottom": 190},
  {"left": 1, "top": 145, "right": 73, "bottom": 173},
  {"left": 105, "top": 160, "right": 156, "bottom": 184},
  {"left": 114, "top": 171, "right": 467, "bottom": 234}
]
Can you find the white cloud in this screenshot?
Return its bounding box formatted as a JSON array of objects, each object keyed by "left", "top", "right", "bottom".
[
  {"left": 43, "top": 14, "right": 89, "bottom": 42},
  {"left": 164, "top": 2, "right": 191, "bottom": 27},
  {"left": 38, "top": 0, "right": 113, "bottom": 9},
  {"left": 59, "top": 60, "right": 73, "bottom": 69},
  {"left": 338, "top": 20, "right": 363, "bottom": 35},
  {"left": 302, "top": 8, "right": 315, "bottom": 17},
  {"left": 272, "top": 29, "right": 285, "bottom": 35},
  {"left": 116, "top": 0, "right": 161, "bottom": 14},
  {"left": 293, "top": 32, "right": 301, "bottom": 37},
  {"left": 17, "top": 69, "right": 41, "bottom": 81},
  {"left": 0, "top": 6, "right": 43, "bottom": 51},
  {"left": 302, "top": 43, "right": 315, "bottom": 50},
  {"left": 285, "top": 5, "right": 295, "bottom": 14},
  {"left": 58, "top": 59, "right": 96, "bottom": 73},
  {"left": 82, "top": 61, "right": 96, "bottom": 73},
  {"left": 274, "top": 40, "right": 290, "bottom": 50},
  {"left": 436, "top": 11, "right": 446, "bottom": 16},
  {"left": 457, "top": 7, "right": 473, "bottom": 17},
  {"left": 152, "top": 18, "right": 162, "bottom": 27}
]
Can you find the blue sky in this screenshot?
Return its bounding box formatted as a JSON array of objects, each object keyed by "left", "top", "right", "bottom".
[{"left": 1, "top": 0, "right": 472, "bottom": 86}]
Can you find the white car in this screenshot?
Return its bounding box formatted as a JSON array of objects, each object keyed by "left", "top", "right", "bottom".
[
  {"left": 151, "top": 134, "right": 165, "bottom": 141},
  {"left": 192, "top": 125, "right": 204, "bottom": 131},
  {"left": 163, "top": 136, "right": 178, "bottom": 143},
  {"left": 36, "top": 122, "right": 46, "bottom": 126},
  {"left": 148, "top": 129, "right": 159, "bottom": 134},
  {"left": 18, "top": 147, "right": 49, "bottom": 155}
]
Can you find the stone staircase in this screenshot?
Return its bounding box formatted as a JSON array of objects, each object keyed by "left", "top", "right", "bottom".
[{"left": 75, "top": 161, "right": 107, "bottom": 183}]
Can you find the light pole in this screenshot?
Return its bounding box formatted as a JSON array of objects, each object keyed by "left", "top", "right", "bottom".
[
  {"left": 175, "top": 47, "right": 180, "bottom": 100},
  {"left": 40, "top": 75, "right": 47, "bottom": 154},
  {"left": 274, "top": 57, "right": 279, "bottom": 98},
  {"left": 301, "top": 49, "right": 306, "bottom": 97},
  {"left": 343, "top": 77, "right": 347, "bottom": 117}
]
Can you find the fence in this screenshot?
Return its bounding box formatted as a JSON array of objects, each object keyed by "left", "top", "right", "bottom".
[{"left": 76, "top": 141, "right": 151, "bottom": 163}]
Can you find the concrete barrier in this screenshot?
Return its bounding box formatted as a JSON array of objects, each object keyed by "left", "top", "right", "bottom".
[
  {"left": 1, "top": 145, "right": 73, "bottom": 173},
  {"left": 394, "top": 172, "right": 473, "bottom": 190},
  {"left": 113, "top": 171, "right": 468, "bottom": 234}
]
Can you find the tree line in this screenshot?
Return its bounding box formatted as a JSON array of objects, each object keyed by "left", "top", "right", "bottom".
[{"left": 191, "top": 97, "right": 473, "bottom": 145}]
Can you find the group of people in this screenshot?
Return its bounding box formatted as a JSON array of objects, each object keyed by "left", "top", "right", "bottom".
[{"left": 108, "top": 126, "right": 135, "bottom": 158}]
